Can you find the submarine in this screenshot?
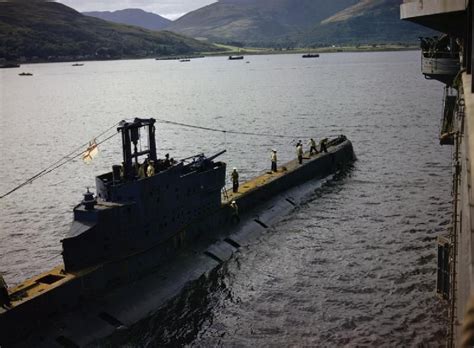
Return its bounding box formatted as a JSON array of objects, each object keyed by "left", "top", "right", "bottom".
[{"left": 0, "top": 118, "right": 355, "bottom": 347}]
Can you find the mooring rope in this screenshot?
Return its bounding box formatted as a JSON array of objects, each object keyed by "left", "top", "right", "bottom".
[
  {"left": 154, "top": 117, "right": 318, "bottom": 139},
  {"left": 1, "top": 117, "right": 335, "bottom": 199},
  {"left": 0, "top": 125, "right": 119, "bottom": 199}
]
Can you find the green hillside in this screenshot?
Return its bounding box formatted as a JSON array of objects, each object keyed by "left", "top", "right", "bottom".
[
  {"left": 296, "top": 0, "right": 435, "bottom": 46},
  {"left": 0, "top": 2, "right": 221, "bottom": 61},
  {"left": 167, "top": 0, "right": 434, "bottom": 46},
  {"left": 83, "top": 9, "right": 172, "bottom": 31},
  {"left": 167, "top": 0, "right": 359, "bottom": 44}
]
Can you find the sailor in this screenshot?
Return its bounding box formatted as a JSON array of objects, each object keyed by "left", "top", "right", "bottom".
[
  {"left": 320, "top": 138, "right": 328, "bottom": 153},
  {"left": 137, "top": 160, "right": 146, "bottom": 179},
  {"left": 296, "top": 143, "right": 303, "bottom": 164},
  {"left": 133, "top": 161, "right": 140, "bottom": 177},
  {"left": 309, "top": 138, "right": 318, "bottom": 155},
  {"left": 230, "top": 200, "right": 240, "bottom": 223},
  {"left": 0, "top": 275, "right": 10, "bottom": 309},
  {"left": 120, "top": 162, "right": 125, "bottom": 178},
  {"left": 231, "top": 167, "right": 239, "bottom": 193},
  {"left": 146, "top": 160, "right": 155, "bottom": 177},
  {"left": 164, "top": 153, "right": 171, "bottom": 168},
  {"left": 271, "top": 149, "right": 277, "bottom": 172}
]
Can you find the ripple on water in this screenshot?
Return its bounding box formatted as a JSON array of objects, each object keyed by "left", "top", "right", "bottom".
[{"left": 1, "top": 52, "right": 450, "bottom": 347}]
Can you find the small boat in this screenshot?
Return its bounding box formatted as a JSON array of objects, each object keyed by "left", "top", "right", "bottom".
[
  {"left": 229, "top": 55, "right": 244, "bottom": 60},
  {"left": 18, "top": 72, "right": 33, "bottom": 76},
  {"left": 302, "top": 53, "right": 320, "bottom": 58},
  {"left": 72, "top": 63, "right": 84, "bottom": 66},
  {"left": 180, "top": 59, "right": 191, "bottom": 62}
]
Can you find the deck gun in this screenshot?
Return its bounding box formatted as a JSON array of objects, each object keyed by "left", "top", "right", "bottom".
[{"left": 183, "top": 150, "right": 226, "bottom": 170}]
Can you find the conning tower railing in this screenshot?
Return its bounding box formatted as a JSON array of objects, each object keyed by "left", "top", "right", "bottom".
[{"left": 117, "top": 118, "right": 157, "bottom": 181}]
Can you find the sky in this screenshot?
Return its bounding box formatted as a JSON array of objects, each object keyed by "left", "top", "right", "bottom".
[{"left": 56, "top": 0, "right": 218, "bottom": 20}]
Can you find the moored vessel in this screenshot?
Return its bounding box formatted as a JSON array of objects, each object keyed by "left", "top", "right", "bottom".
[
  {"left": 302, "top": 53, "right": 319, "bottom": 58},
  {"left": 0, "top": 118, "right": 355, "bottom": 347}
]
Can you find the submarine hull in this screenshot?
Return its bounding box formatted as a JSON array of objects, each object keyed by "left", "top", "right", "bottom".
[{"left": 0, "top": 138, "right": 355, "bottom": 347}]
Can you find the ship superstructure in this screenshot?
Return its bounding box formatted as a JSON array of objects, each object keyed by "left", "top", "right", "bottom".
[
  {"left": 400, "top": 1, "right": 474, "bottom": 345},
  {"left": 63, "top": 118, "right": 226, "bottom": 272}
]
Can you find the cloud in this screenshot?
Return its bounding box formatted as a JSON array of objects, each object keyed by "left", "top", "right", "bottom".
[{"left": 56, "top": 0, "right": 217, "bottom": 19}]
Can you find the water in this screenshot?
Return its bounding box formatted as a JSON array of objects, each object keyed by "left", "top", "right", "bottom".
[{"left": 0, "top": 51, "right": 450, "bottom": 346}]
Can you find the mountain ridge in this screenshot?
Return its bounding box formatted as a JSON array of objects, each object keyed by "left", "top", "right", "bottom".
[
  {"left": 83, "top": 8, "right": 172, "bottom": 31},
  {"left": 167, "top": 0, "right": 434, "bottom": 46},
  {"left": 166, "top": 0, "right": 359, "bottom": 44}
]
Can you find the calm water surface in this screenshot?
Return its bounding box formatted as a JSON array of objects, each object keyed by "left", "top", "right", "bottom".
[{"left": 0, "top": 51, "right": 450, "bottom": 346}]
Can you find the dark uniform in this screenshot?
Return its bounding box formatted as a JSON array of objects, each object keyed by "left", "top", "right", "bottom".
[
  {"left": 320, "top": 138, "right": 328, "bottom": 153},
  {"left": 164, "top": 153, "right": 171, "bottom": 168},
  {"left": 0, "top": 275, "right": 10, "bottom": 308},
  {"left": 309, "top": 138, "right": 318, "bottom": 155},
  {"left": 231, "top": 168, "right": 239, "bottom": 193}
]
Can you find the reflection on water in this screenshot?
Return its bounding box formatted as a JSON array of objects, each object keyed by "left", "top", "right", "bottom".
[{"left": 1, "top": 51, "right": 449, "bottom": 346}]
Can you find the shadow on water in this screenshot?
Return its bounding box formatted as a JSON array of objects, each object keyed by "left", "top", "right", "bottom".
[{"left": 91, "top": 265, "right": 230, "bottom": 348}]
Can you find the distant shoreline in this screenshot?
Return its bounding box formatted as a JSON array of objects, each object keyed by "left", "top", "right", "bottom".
[
  {"left": 5, "top": 45, "right": 420, "bottom": 66},
  {"left": 205, "top": 44, "right": 419, "bottom": 56}
]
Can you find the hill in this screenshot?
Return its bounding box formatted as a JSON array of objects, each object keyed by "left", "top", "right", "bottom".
[
  {"left": 83, "top": 8, "right": 171, "bottom": 31},
  {"left": 296, "top": 0, "right": 435, "bottom": 46},
  {"left": 167, "top": 0, "right": 359, "bottom": 44},
  {"left": 167, "top": 0, "right": 434, "bottom": 46},
  {"left": 0, "top": 2, "right": 220, "bottom": 61}
]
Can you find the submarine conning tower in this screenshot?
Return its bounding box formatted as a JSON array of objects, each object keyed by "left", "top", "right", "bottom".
[
  {"left": 61, "top": 118, "right": 226, "bottom": 272},
  {"left": 118, "top": 118, "right": 157, "bottom": 181}
]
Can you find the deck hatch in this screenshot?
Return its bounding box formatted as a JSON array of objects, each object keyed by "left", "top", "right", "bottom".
[{"left": 36, "top": 274, "right": 64, "bottom": 285}]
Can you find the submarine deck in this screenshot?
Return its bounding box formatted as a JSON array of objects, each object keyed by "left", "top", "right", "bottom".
[
  {"left": 1, "top": 138, "right": 354, "bottom": 347},
  {"left": 223, "top": 152, "right": 322, "bottom": 204},
  {"left": 6, "top": 149, "right": 331, "bottom": 307}
]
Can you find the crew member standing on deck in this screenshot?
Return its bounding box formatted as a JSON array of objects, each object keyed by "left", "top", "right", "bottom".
[
  {"left": 231, "top": 167, "right": 239, "bottom": 193},
  {"left": 0, "top": 275, "right": 10, "bottom": 309},
  {"left": 164, "top": 153, "right": 171, "bottom": 168},
  {"left": 271, "top": 150, "right": 277, "bottom": 172},
  {"left": 297, "top": 142, "right": 303, "bottom": 164},
  {"left": 230, "top": 200, "right": 240, "bottom": 223},
  {"left": 320, "top": 138, "right": 328, "bottom": 153},
  {"left": 309, "top": 138, "right": 318, "bottom": 155},
  {"left": 147, "top": 160, "right": 155, "bottom": 177}
]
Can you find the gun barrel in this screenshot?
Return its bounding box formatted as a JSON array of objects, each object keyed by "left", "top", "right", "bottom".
[{"left": 207, "top": 150, "right": 226, "bottom": 161}]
